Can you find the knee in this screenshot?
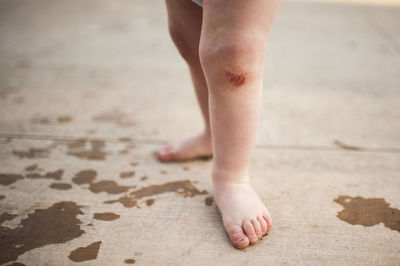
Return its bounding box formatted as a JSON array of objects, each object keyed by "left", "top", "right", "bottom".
[
  {"left": 199, "top": 33, "right": 267, "bottom": 88},
  {"left": 168, "top": 22, "right": 198, "bottom": 63}
]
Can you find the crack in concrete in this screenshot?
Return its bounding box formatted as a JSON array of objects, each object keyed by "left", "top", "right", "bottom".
[{"left": 1, "top": 134, "right": 400, "bottom": 154}]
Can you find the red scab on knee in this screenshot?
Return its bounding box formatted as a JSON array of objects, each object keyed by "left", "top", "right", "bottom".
[{"left": 225, "top": 70, "right": 247, "bottom": 87}]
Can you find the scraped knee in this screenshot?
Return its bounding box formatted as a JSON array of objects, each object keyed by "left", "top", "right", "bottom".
[
  {"left": 225, "top": 69, "right": 247, "bottom": 87},
  {"left": 199, "top": 33, "right": 266, "bottom": 89}
]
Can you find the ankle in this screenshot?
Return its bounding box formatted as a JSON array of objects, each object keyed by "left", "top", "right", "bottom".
[{"left": 212, "top": 168, "right": 249, "bottom": 186}]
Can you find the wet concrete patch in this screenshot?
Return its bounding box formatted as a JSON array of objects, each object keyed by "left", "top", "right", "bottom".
[
  {"left": 24, "top": 164, "right": 37, "bottom": 172},
  {"left": 93, "top": 212, "right": 120, "bottom": 221},
  {"left": 12, "top": 148, "right": 49, "bottom": 159},
  {"left": 49, "top": 183, "right": 72, "bottom": 190},
  {"left": 72, "top": 170, "right": 97, "bottom": 185},
  {"left": 57, "top": 115, "right": 72, "bottom": 123},
  {"left": 65, "top": 139, "right": 108, "bottom": 161},
  {"left": 140, "top": 176, "right": 148, "bottom": 181},
  {"left": 31, "top": 115, "right": 72, "bottom": 124},
  {"left": 89, "top": 181, "right": 136, "bottom": 195},
  {"left": 0, "top": 174, "right": 23, "bottom": 186},
  {"left": 204, "top": 196, "right": 214, "bottom": 206},
  {"left": 0, "top": 212, "right": 18, "bottom": 223},
  {"left": 68, "top": 241, "right": 101, "bottom": 262},
  {"left": 0, "top": 195, "right": 5, "bottom": 200},
  {"left": 120, "top": 171, "right": 135, "bottom": 179},
  {"left": 145, "top": 199, "right": 155, "bottom": 206},
  {"left": 104, "top": 180, "right": 208, "bottom": 208},
  {"left": 72, "top": 170, "right": 135, "bottom": 194},
  {"left": 334, "top": 195, "right": 400, "bottom": 233},
  {"left": 25, "top": 169, "right": 63, "bottom": 180},
  {"left": 1, "top": 168, "right": 63, "bottom": 186},
  {"left": 0, "top": 201, "right": 84, "bottom": 264},
  {"left": 124, "top": 258, "right": 136, "bottom": 264}
]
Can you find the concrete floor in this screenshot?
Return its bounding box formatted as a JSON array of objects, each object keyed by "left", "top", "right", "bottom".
[{"left": 0, "top": 0, "right": 399, "bottom": 265}]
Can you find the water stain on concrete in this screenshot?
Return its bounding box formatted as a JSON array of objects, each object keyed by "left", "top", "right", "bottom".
[
  {"left": 57, "top": 115, "right": 72, "bottom": 123},
  {"left": 183, "top": 166, "right": 190, "bottom": 171},
  {"left": 0, "top": 195, "right": 5, "bottom": 200},
  {"left": 31, "top": 115, "right": 72, "bottom": 124},
  {"left": 68, "top": 241, "right": 101, "bottom": 262},
  {"left": 25, "top": 164, "right": 38, "bottom": 172},
  {"left": 13, "top": 148, "right": 49, "bottom": 159},
  {"left": 0, "top": 212, "right": 18, "bottom": 223},
  {"left": 25, "top": 169, "right": 63, "bottom": 180},
  {"left": 72, "top": 170, "right": 135, "bottom": 194},
  {"left": 1, "top": 169, "right": 62, "bottom": 186},
  {"left": 89, "top": 181, "right": 136, "bottom": 195},
  {"left": 120, "top": 171, "right": 135, "bottom": 179},
  {"left": 140, "top": 176, "right": 148, "bottom": 181},
  {"left": 66, "top": 139, "right": 108, "bottom": 161},
  {"left": 205, "top": 196, "right": 214, "bottom": 206},
  {"left": 50, "top": 183, "right": 72, "bottom": 190},
  {"left": 0, "top": 201, "right": 85, "bottom": 264},
  {"left": 124, "top": 258, "right": 136, "bottom": 264},
  {"left": 72, "top": 170, "right": 97, "bottom": 185},
  {"left": 145, "top": 199, "right": 155, "bottom": 206},
  {"left": 333, "top": 140, "right": 361, "bottom": 151},
  {"left": 93, "top": 109, "right": 135, "bottom": 127},
  {"left": 66, "top": 138, "right": 86, "bottom": 149},
  {"left": 130, "top": 162, "right": 139, "bottom": 166},
  {"left": 160, "top": 170, "right": 167, "bottom": 174},
  {"left": 334, "top": 195, "right": 400, "bottom": 233},
  {"left": 119, "top": 137, "right": 132, "bottom": 142},
  {"left": 0, "top": 174, "right": 23, "bottom": 186},
  {"left": 104, "top": 180, "right": 207, "bottom": 208},
  {"left": 93, "top": 212, "right": 120, "bottom": 221}
]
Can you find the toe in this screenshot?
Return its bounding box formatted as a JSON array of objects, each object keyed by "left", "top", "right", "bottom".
[
  {"left": 157, "top": 146, "right": 174, "bottom": 161},
  {"left": 251, "top": 219, "right": 263, "bottom": 239},
  {"left": 263, "top": 212, "right": 273, "bottom": 230},
  {"left": 243, "top": 220, "right": 258, "bottom": 244},
  {"left": 257, "top": 216, "right": 268, "bottom": 236},
  {"left": 226, "top": 224, "right": 250, "bottom": 249}
]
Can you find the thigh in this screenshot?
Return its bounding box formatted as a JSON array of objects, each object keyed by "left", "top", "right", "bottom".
[
  {"left": 165, "top": 0, "right": 203, "bottom": 43},
  {"left": 201, "top": 0, "right": 281, "bottom": 43}
]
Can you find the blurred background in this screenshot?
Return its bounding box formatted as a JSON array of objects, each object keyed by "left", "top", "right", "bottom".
[{"left": 1, "top": 0, "right": 399, "bottom": 149}]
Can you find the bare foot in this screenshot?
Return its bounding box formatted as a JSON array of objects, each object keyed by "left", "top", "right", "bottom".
[
  {"left": 157, "top": 132, "right": 213, "bottom": 162},
  {"left": 213, "top": 181, "right": 272, "bottom": 249}
]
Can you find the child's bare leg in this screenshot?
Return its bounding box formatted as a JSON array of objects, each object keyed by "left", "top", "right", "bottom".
[
  {"left": 200, "top": 0, "right": 280, "bottom": 248},
  {"left": 158, "top": 0, "right": 213, "bottom": 161}
]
